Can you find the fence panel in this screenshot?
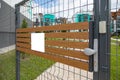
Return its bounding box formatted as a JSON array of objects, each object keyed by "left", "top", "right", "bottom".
[{"left": 15, "top": 0, "right": 94, "bottom": 80}]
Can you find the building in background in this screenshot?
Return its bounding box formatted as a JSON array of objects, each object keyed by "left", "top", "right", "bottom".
[{"left": 0, "top": 0, "right": 32, "bottom": 53}]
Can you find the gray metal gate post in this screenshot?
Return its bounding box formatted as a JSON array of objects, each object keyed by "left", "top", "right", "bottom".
[
  {"left": 15, "top": 5, "right": 20, "bottom": 80},
  {"left": 15, "top": 1, "right": 30, "bottom": 80},
  {"left": 93, "top": 0, "right": 110, "bottom": 80}
]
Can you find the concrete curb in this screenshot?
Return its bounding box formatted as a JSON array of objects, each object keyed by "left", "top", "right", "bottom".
[
  {"left": 111, "top": 38, "right": 120, "bottom": 41},
  {"left": 0, "top": 45, "right": 15, "bottom": 54}
]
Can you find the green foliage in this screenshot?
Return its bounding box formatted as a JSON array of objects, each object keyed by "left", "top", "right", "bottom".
[{"left": 21, "top": 19, "right": 28, "bottom": 28}]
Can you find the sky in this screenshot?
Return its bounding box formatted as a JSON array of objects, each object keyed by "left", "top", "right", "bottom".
[{"left": 34, "top": 0, "right": 59, "bottom": 8}]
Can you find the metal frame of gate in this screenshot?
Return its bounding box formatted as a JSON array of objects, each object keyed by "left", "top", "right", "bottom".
[{"left": 15, "top": 0, "right": 110, "bottom": 80}]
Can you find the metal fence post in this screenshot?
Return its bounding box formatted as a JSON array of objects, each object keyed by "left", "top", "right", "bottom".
[
  {"left": 15, "top": 5, "right": 20, "bottom": 80},
  {"left": 93, "top": 0, "right": 110, "bottom": 80}
]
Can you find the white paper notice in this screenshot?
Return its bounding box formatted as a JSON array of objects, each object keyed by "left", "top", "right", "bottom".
[{"left": 31, "top": 33, "right": 45, "bottom": 52}]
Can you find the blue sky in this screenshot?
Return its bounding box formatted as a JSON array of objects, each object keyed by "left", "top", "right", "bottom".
[{"left": 34, "top": 0, "right": 59, "bottom": 8}]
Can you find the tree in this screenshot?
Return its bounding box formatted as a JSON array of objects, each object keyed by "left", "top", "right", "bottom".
[{"left": 21, "top": 19, "right": 28, "bottom": 28}]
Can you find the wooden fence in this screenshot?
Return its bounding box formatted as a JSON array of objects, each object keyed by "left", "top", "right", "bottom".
[{"left": 16, "top": 22, "right": 90, "bottom": 71}]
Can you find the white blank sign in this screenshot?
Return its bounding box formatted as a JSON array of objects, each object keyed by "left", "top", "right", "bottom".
[{"left": 31, "top": 33, "right": 45, "bottom": 52}]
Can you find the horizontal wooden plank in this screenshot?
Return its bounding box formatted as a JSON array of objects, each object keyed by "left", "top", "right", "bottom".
[
  {"left": 46, "top": 47, "right": 89, "bottom": 60},
  {"left": 16, "top": 43, "right": 31, "bottom": 49},
  {"left": 46, "top": 32, "right": 89, "bottom": 39},
  {"left": 46, "top": 40, "right": 88, "bottom": 49},
  {"left": 16, "top": 33, "right": 31, "bottom": 38},
  {"left": 16, "top": 32, "right": 89, "bottom": 39},
  {"left": 17, "top": 47, "right": 89, "bottom": 70},
  {"left": 16, "top": 42, "right": 88, "bottom": 60},
  {"left": 16, "top": 38, "right": 88, "bottom": 49},
  {"left": 16, "top": 38, "right": 30, "bottom": 43},
  {"left": 17, "top": 22, "right": 89, "bottom": 33}
]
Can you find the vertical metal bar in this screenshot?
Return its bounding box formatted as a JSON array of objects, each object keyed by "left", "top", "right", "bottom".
[
  {"left": 93, "top": 0, "right": 110, "bottom": 80},
  {"left": 15, "top": 5, "right": 20, "bottom": 80},
  {"left": 89, "top": 21, "right": 94, "bottom": 72},
  {"left": 93, "top": 0, "right": 99, "bottom": 79},
  {"left": 99, "top": 0, "right": 110, "bottom": 79}
]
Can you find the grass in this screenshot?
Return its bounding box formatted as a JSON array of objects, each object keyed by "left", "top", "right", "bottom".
[
  {"left": 0, "top": 50, "right": 16, "bottom": 80},
  {"left": 0, "top": 50, "right": 54, "bottom": 80},
  {"left": 111, "top": 44, "right": 120, "bottom": 80}
]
